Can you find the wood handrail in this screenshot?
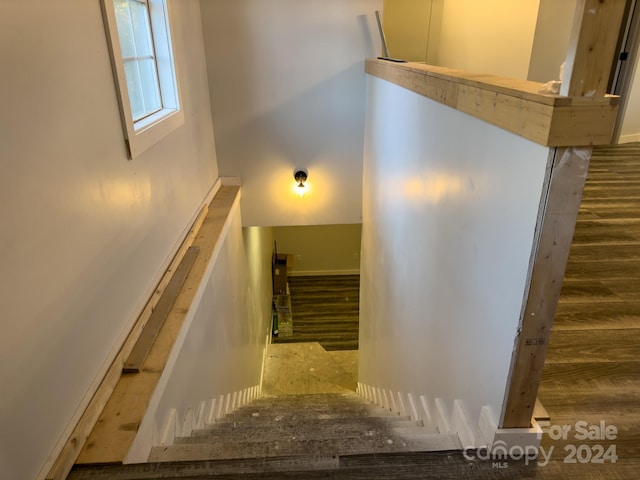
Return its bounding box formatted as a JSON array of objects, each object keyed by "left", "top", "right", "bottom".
[
  {"left": 47, "top": 185, "right": 240, "bottom": 478},
  {"left": 365, "top": 58, "right": 619, "bottom": 147}
]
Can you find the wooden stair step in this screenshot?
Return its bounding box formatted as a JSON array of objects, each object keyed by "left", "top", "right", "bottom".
[
  {"left": 291, "top": 313, "right": 359, "bottom": 320},
  {"left": 292, "top": 324, "right": 359, "bottom": 331},
  {"left": 292, "top": 327, "right": 360, "bottom": 335},
  {"left": 291, "top": 306, "right": 359, "bottom": 314},
  {"left": 150, "top": 433, "right": 460, "bottom": 463},
  {"left": 217, "top": 406, "right": 385, "bottom": 418},
  {"left": 291, "top": 322, "right": 359, "bottom": 330},
  {"left": 283, "top": 273, "right": 360, "bottom": 348},
  {"left": 68, "top": 450, "right": 539, "bottom": 479},
  {"left": 273, "top": 334, "right": 358, "bottom": 343},
  {"left": 181, "top": 421, "right": 430, "bottom": 444},
  {"left": 204, "top": 411, "right": 412, "bottom": 428},
  {"left": 69, "top": 455, "right": 339, "bottom": 479}
]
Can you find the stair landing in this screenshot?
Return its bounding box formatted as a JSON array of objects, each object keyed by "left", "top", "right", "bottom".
[{"left": 262, "top": 342, "right": 358, "bottom": 396}]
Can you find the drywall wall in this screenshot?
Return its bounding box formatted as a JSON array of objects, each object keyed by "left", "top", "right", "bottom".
[
  {"left": 381, "top": 0, "right": 437, "bottom": 62},
  {"left": 0, "top": 2, "right": 218, "bottom": 479},
  {"left": 359, "top": 75, "right": 550, "bottom": 429},
  {"left": 128, "top": 201, "right": 273, "bottom": 461},
  {"left": 244, "top": 225, "right": 276, "bottom": 334},
  {"left": 199, "top": 0, "right": 382, "bottom": 227},
  {"left": 527, "top": 0, "right": 577, "bottom": 83},
  {"left": 272, "top": 224, "right": 362, "bottom": 276},
  {"left": 619, "top": 44, "right": 640, "bottom": 143},
  {"left": 434, "top": 0, "right": 540, "bottom": 79}
]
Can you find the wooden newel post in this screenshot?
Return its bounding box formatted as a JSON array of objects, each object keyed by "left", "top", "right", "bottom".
[{"left": 500, "top": 0, "right": 627, "bottom": 429}]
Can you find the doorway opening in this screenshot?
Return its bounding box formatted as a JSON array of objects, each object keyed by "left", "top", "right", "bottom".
[{"left": 264, "top": 223, "right": 362, "bottom": 396}]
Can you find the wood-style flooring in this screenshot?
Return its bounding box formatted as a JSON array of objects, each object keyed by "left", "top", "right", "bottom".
[
  {"left": 534, "top": 143, "right": 640, "bottom": 479},
  {"left": 273, "top": 275, "right": 360, "bottom": 351}
]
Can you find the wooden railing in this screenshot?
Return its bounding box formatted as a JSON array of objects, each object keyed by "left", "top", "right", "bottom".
[
  {"left": 365, "top": 58, "right": 619, "bottom": 147},
  {"left": 47, "top": 184, "right": 240, "bottom": 479}
]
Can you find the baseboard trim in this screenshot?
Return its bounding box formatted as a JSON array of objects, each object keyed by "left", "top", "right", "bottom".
[
  {"left": 419, "top": 395, "right": 434, "bottom": 428},
  {"left": 159, "top": 409, "right": 178, "bottom": 447},
  {"left": 154, "top": 384, "right": 259, "bottom": 454},
  {"left": 479, "top": 405, "right": 499, "bottom": 446},
  {"left": 194, "top": 401, "right": 206, "bottom": 431},
  {"left": 434, "top": 398, "right": 451, "bottom": 435},
  {"left": 407, "top": 393, "right": 420, "bottom": 423},
  {"left": 618, "top": 133, "right": 640, "bottom": 144},
  {"left": 478, "top": 404, "right": 542, "bottom": 455},
  {"left": 451, "top": 400, "right": 475, "bottom": 448},
  {"left": 356, "top": 382, "right": 540, "bottom": 454}
]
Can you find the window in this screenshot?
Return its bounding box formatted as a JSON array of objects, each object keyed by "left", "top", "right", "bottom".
[{"left": 101, "top": 0, "right": 183, "bottom": 158}]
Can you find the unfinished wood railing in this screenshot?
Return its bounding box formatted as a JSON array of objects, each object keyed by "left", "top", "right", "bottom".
[
  {"left": 47, "top": 184, "right": 241, "bottom": 479},
  {"left": 366, "top": 0, "right": 626, "bottom": 431},
  {"left": 365, "top": 58, "right": 619, "bottom": 147}
]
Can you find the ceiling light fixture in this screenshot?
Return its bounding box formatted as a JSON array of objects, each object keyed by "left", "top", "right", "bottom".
[{"left": 294, "top": 169, "right": 308, "bottom": 197}]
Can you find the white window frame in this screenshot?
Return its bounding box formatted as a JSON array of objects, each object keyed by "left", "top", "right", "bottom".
[{"left": 101, "top": 0, "right": 184, "bottom": 159}]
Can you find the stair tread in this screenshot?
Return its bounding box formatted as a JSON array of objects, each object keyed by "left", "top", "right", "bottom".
[
  {"left": 284, "top": 274, "right": 360, "bottom": 348},
  {"left": 150, "top": 433, "right": 461, "bottom": 462},
  {"left": 70, "top": 449, "right": 538, "bottom": 480},
  {"left": 215, "top": 408, "right": 406, "bottom": 422},
  {"left": 195, "top": 414, "right": 416, "bottom": 428},
  {"left": 290, "top": 320, "right": 360, "bottom": 326},
  {"left": 273, "top": 336, "right": 358, "bottom": 342},
  {"left": 182, "top": 421, "right": 437, "bottom": 443}
]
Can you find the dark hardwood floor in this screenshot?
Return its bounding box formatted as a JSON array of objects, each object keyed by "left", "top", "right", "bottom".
[
  {"left": 273, "top": 275, "right": 359, "bottom": 351},
  {"left": 534, "top": 143, "right": 640, "bottom": 479}
]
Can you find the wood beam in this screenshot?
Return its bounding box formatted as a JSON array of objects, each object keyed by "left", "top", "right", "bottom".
[
  {"left": 500, "top": 146, "right": 591, "bottom": 428},
  {"left": 365, "top": 59, "right": 619, "bottom": 147},
  {"left": 561, "top": 0, "right": 628, "bottom": 97},
  {"left": 123, "top": 245, "right": 200, "bottom": 373},
  {"left": 501, "top": 0, "right": 627, "bottom": 428}
]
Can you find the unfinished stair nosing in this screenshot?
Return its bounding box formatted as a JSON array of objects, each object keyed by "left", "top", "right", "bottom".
[{"left": 146, "top": 392, "right": 461, "bottom": 464}]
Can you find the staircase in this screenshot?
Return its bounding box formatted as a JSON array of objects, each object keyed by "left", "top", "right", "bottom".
[
  {"left": 151, "top": 393, "right": 459, "bottom": 461},
  {"left": 67, "top": 392, "right": 463, "bottom": 479},
  {"left": 274, "top": 275, "right": 360, "bottom": 351}
]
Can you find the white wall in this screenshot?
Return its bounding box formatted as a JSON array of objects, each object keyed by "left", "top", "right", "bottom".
[
  {"left": 359, "top": 76, "right": 550, "bottom": 428},
  {"left": 128, "top": 201, "right": 273, "bottom": 461},
  {"left": 0, "top": 2, "right": 218, "bottom": 479},
  {"left": 434, "top": 0, "right": 540, "bottom": 79},
  {"left": 527, "top": 0, "right": 577, "bottom": 83},
  {"left": 199, "top": 0, "right": 382, "bottom": 227},
  {"left": 273, "top": 224, "right": 362, "bottom": 276},
  {"left": 619, "top": 43, "right": 640, "bottom": 143},
  {"left": 244, "top": 226, "right": 277, "bottom": 334},
  {"left": 382, "top": 0, "right": 437, "bottom": 62}
]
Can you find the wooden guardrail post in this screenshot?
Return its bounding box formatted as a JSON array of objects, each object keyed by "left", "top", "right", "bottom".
[{"left": 500, "top": 0, "right": 627, "bottom": 429}]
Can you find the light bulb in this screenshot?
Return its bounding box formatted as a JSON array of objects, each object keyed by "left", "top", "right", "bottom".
[{"left": 293, "top": 169, "right": 308, "bottom": 198}]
